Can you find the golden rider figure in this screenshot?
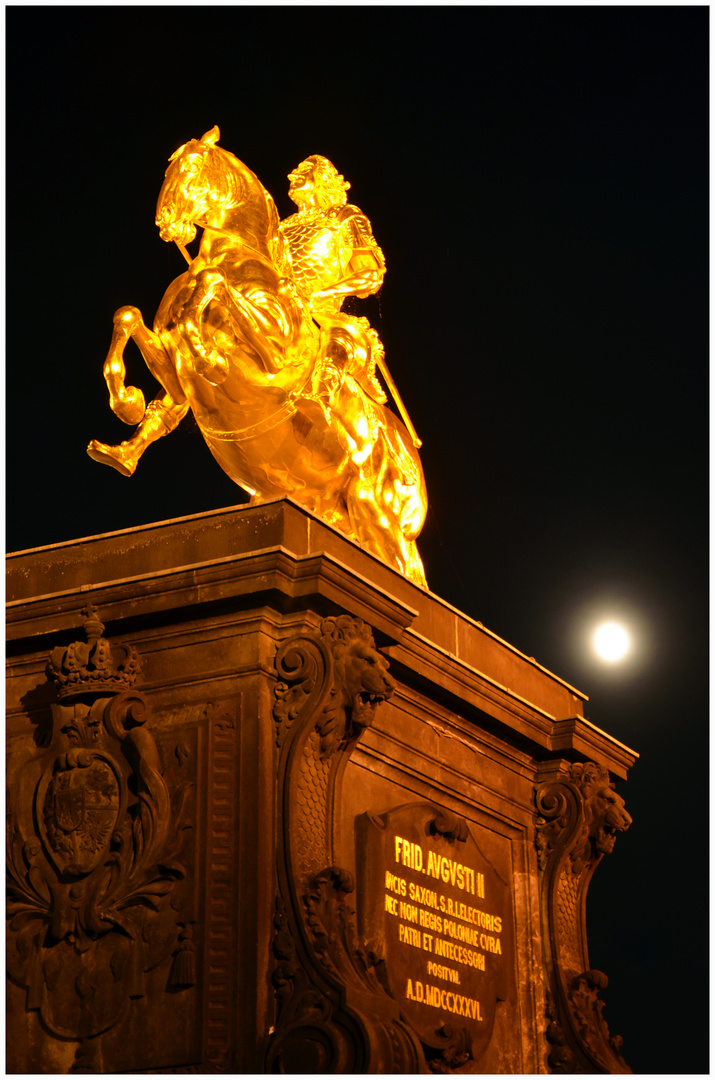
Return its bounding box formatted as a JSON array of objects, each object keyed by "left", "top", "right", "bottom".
[
  {"left": 85, "top": 130, "right": 427, "bottom": 584},
  {"left": 280, "top": 157, "right": 390, "bottom": 461}
]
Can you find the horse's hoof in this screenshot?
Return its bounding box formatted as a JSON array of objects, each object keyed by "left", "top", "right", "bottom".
[
  {"left": 112, "top": 387, "right": 146, "bottom": 426},
  {"left": 87, "top": 440, "right": 137, "bottom": 477}
]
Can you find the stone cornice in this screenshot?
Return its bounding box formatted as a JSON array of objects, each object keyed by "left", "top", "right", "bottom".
[{"left": 7, "top": 501, "right": 636, "bottom": 780}]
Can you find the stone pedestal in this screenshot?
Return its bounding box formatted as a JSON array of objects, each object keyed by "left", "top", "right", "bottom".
[{"left": 6, "top": 499, "right": 637, "bottom": 1074}]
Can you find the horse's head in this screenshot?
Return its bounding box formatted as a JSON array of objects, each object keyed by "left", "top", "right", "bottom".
[{"left": 155, "top": 126, "right": 252, "bottom": 245}]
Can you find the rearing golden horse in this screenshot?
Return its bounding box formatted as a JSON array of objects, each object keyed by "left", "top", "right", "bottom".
[{"left": 88, "top": 127, "right": 427, "bottom": 585}]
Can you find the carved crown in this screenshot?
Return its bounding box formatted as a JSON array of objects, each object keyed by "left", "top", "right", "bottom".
[{"left": 46, "top": 605, "right": 141, "bottom": 700}]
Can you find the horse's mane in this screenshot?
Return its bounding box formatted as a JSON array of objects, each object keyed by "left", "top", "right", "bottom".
[
  {"left": 198, "top": 143, "right": 246, "bottom": 210},
  {"left": 167, "top": 138, "right": 254, "bottom": 212}
]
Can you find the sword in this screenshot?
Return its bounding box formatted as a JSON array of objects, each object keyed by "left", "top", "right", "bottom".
[{"left": 374, "top": 352, "right": 422, "bottom": 449}]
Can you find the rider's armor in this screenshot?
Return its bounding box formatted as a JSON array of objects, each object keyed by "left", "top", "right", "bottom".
[
  {"left": 280, "top": 202, "right": 390, "bottom": 462},
  {"left": 280, "top": 205, "right": 386, "bottom": 313}
]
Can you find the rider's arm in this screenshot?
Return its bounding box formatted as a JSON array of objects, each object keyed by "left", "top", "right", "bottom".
[
  {"left": 310, "top": 210, "right": 386, "bottom": 302},
  {"left": 343, "top": 210, "right": 386, "bottom": 297}
]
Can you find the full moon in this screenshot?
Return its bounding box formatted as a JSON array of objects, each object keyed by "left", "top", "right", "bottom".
[{"left": 592, "top": 621, "right": 631, "bottom": 663}]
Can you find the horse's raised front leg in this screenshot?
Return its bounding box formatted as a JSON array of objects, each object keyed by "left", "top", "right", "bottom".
[
  {"left": 344, "top": 435, "right": 428, "bottom": 587},
  {"left": 102, "top": 306, "right": 151, "bottom": 424},
  {"left": 104, "top": 308, "right": 189, "bottom": 416},
  {"left": 102, "top": 305, "right": 186, "bottom": 419},
  {"left": 88, "top": 306, "right": 188, "bottom": 476},
  {"left": 87, "top": 393, "right": 189, "bottom": 476}
]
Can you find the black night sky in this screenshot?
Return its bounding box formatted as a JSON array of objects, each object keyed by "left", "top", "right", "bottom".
[{"left": 7, "top": 7, "right": 708, "bottom": 1074}]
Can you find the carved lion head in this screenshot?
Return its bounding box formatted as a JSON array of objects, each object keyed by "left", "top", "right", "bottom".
[
  {"left": 588, "top": 786, "right": 632, "bottom": 855},
  {"left": 575, "top": 763, "right": 632, "bottom": 856},
  {"left": 320, "top": 616, "right": 394, "bottom": 726}
]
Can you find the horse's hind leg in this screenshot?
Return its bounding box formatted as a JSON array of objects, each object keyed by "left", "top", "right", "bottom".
[
  {"left": 349, "top": 487, "right": 426, "bottom": 585},
  {"left": 402, "top": 539, "right": 427, "bottom": 588},
  {"left": 345, "top": 449, "right": 407, "bottom": 576},
  {"left": 345, "top": 441, "right": 428, "bottom": 586}
]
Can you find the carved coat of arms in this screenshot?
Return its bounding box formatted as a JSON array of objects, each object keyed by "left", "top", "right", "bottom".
[{"left": 39, "top": 754, "right": 122, "bottom": 876}]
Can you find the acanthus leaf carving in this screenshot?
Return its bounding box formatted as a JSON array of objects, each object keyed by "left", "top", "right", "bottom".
[
  {"left": 568, "top": 969, "right": 628, "bottom": 1071},
  {"left": 303, "top": 866, "right": 388, "bottom": 996}
]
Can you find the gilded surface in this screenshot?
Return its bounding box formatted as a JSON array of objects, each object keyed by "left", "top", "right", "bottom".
[{"left": 88, "top": 128, "right": 427, "bottom": 584}]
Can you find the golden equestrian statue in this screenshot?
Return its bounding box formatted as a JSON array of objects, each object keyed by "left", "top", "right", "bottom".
[{"left": 87, "top": 127, "right": 428, "bottom": 585}]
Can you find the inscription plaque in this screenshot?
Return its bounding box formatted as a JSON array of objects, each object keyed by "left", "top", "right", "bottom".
[{"left": 356, "top": 803, "right": 512, "bottom": 1064}]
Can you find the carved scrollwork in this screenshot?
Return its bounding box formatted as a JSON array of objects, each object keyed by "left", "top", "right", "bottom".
[
  {"left": 430, "top": 808, "right": 469, "bottom": 843},
  {"left": 424, "top": 1025, "right": 473, "bottom": 1074},
  {"left": 267, "top": 616, "right": 424, "bottom": 1074},
  {"left": 535, "top": 784, "right": 574, "bottom": 871},
  {"left": 274, "top": 631, "right": 333, "bottom": 748},
  {"left": 273, "top": 616, "right": 394, "bottom": 756},
  {"left": 6, "top": 610, "right": 194, "bottom": 1050},
  {"left": 568, "top": 969, "right": 627, "bottom": 1069},
  {"left": 535, "top": 761, "right": 631, "bottom": 1074}
]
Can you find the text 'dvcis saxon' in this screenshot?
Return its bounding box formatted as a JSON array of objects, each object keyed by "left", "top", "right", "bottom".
[{"left": 384, "top": 870, "right": 501, "bottom": 932}]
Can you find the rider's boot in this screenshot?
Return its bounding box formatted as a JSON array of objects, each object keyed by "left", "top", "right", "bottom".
[
  {"left": 86, "top": 438, "right": 141, "bottom": 476},
  {"left": 87, "top": 398, "right": 188, "bottom": 476}
]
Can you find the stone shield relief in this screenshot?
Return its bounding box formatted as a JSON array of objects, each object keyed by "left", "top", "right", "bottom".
[{"left": 6, "top": 609, "right": 196, "bottom": 1070}]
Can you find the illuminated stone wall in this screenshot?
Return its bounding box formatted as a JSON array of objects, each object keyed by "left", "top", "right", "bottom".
[{"left": 6, "top": 500, "right": 636, "bottom": 1073}]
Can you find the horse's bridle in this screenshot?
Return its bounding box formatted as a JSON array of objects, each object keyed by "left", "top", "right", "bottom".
[
  {"left": 169, "top": 143, "right": 277, "bottom": 272},
  {"left": 175, "top": 216, "right": 277, "bottom": 273}
]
